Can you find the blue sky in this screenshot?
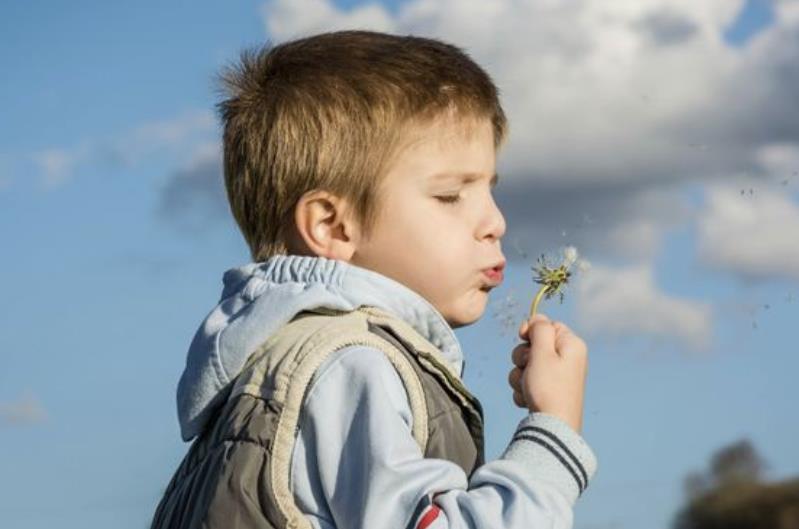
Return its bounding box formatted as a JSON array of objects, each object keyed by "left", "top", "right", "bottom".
[{"left": 1, "top": 1, "right": 798, "bottom": 529}]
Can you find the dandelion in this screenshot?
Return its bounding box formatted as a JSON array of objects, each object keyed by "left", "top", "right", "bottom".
[{"left": 528, "top": 245, "right": 590, "bottom": 319}]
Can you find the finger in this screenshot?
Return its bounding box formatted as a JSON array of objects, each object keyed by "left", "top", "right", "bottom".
[
  {"left": 556, "top": 332, "right": 588, "bottom": 358},
  {"left": 518, "top": 321, "right": 528, "bottom": 341},
  {"left": 552, "top": 320, "right": 573, "bottom": 336},
  {"left": 508, "top": 366, "right": 522, "bottom": 391},
  {"left": 552, "top": 321, "right": 572, "bottom": 337},
  {"left": 513, "top": 390, "right": 526, "bottom": 408},
  {"left": 511, "top": 343, "right": 529, "bottom": 368}
]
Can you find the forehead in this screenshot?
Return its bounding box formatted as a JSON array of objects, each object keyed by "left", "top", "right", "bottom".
[{"left": 388, "top": 115, "right": 497, "bottom": 184}]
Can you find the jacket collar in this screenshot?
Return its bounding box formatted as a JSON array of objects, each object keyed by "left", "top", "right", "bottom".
[{"left": 177, "top": 254, "right": 464, "bottom": 441}]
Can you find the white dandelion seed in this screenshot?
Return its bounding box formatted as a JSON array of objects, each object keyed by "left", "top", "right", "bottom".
[
  {"left": 575, "top": 258, "right": 591, "bottom": 274},
  {"left": 562, "top": 245, "right": 579, "bottom": 269},
  {"left": 491, "top": 292, "right": 522, "bottom": 338}
]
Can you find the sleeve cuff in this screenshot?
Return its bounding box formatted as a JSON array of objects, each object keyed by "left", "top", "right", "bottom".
[{"left": 499, "top": 412, "right": 598, "bottom": 506}]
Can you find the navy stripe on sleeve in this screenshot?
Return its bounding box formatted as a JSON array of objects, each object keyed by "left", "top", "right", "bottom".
[
  {"left": 513, "top": 433, "right": 586, "bottom": 494},
  {"left": 515, "top": 425, "right": 588, "bottom": 489}
]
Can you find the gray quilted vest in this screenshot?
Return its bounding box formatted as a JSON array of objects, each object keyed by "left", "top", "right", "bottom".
[{"left": 150, "top": 305, "right": 484, "bottom": 529}]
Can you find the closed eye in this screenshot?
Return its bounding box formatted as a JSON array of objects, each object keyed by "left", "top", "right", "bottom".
[{"left": 436, "top": 194, "right": 462, "bottom": 205}]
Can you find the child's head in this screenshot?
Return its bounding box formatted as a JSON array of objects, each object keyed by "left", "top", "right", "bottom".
[{"left": 216, "top": 30, "right": 508, "bottom": 327}]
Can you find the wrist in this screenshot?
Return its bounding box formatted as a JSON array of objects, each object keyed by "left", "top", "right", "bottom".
[{"left": 527, "top": 408, "right": 581, "bottom": 434}]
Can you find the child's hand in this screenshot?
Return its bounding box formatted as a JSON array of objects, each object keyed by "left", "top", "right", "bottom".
[{"left": 507, "top": 313, "right": 588, "bottom": 434}]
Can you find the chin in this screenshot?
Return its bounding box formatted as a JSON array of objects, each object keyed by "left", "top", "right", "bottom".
[{"left": 446, "top": 306, "right": 485, "bottom": 329}]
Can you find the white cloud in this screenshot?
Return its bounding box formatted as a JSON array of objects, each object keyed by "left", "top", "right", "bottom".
[
  {"left": 186, "top": 139, "right": 223, "bottom": 166},
  {"left": 157, "top": 140, "right": 228, "bottom": 233},
  {"left": 32, "top": 142, "right": 92, "bottom": 190},
  {"left": 755, "top": 141, "right": 799, "bottom": 181},
  {"left": 0, "top": 392, "right": 47, "bottom": 426},
  {"left": 261, "top": 0, "right": 394, "bottom": 40},
  {"left": 696, "top": 182, "right": 799, "bottom": 282},
  {"left": 29, "top": 109, "right": 217, "bottom": 190},
  {"left": 122, "top": 109, "right": 217, "bottom": 161},
  {"left": 500, "top": 182, "right": 693, "bottom": 264},
  {"left": 573, "top": 261, "right": 713, "bottom": 352},
  {"left": 605, "top": 221, "right": 661, "bottom": 261}
]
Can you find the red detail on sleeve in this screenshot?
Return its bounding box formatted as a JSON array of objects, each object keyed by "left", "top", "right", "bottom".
[{"left": 417, "top": 505, "right": 441, "bottom": 529}]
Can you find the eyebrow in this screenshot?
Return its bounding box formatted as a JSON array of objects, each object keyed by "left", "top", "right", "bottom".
[{"left": 430, "top": 172, "right": 500, "bottom": 187}]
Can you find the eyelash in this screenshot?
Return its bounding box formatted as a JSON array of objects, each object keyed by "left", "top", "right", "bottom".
[
  {"left": 436, "top": 194, "right": 462, "bottom": 205},
  {"left": 436, "top": 182, "right": 497, "bottom": 205}
]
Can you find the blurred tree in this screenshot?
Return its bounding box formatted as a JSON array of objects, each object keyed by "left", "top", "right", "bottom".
[
  {"left": 683, "top": 471, "right": 711, "bottom": 500},
  {"left": 709, "top": 439, "right": 767, "bottom": 487},
  {"left": 673, "top": 438, "right": 799, "bottom": 529}
]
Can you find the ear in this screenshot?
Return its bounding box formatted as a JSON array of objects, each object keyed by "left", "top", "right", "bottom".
[{"left": 290, "top": 189, "right": 361, "bottom": 261}]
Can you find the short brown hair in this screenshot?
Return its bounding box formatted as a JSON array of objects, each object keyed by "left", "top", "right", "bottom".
[{"left": 215, "top": 29, "right": 508, "bottom": 262}]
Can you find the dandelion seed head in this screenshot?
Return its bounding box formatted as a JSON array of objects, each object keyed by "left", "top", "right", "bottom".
[{"left": 528, "top": 245, "right": 589, "bottom": 317}]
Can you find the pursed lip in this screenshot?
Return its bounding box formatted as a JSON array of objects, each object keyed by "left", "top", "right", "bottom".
[{"left": 481, "top": 260, "right": 506, "bottom": 288}]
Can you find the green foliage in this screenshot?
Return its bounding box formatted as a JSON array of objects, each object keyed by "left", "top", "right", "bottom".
[
  {"left": 673, "top": 479, "right": 799, "bottom": 529},
  {"left": 673, "top": 439, "right": 799, "bottom": 529}
]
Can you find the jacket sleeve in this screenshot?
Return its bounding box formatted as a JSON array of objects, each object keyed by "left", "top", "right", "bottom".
[{"left": 290, "top": 344, "right": 598, "bottom": 529}]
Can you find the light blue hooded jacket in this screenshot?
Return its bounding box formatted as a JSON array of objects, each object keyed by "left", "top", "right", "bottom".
[{"left": 176, "top": 254, "right": 598, "bottom": 528}]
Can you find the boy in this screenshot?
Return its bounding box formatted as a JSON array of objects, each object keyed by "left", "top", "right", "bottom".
[{"left": 151, "top": 29, "right": 596, "bottom": 529}]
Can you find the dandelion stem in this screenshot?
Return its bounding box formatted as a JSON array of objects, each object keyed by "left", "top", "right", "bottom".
[{"left": 529, "top": 285, "right": 549, "bottom": 320}]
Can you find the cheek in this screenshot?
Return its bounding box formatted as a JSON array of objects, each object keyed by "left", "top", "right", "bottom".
[
  {"left": 376, "top": 197, "right": 470, "bottom": 277},
  {"left": 385, "top": 198, "right": 436, "bottom": 241}
]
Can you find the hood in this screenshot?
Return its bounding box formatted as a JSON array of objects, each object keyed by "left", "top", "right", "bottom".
[{"left": 177, "top": 254, "right": 465, "bottom": 442}]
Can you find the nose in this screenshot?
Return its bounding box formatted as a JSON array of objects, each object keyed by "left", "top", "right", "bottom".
[{"left": 479, "top": 190, "right": 506, "bottom": 242}]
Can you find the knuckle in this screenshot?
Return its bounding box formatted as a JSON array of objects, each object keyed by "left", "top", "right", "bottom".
[{"left": 512, "top": 344, "right": 529, "bottom": 365}]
